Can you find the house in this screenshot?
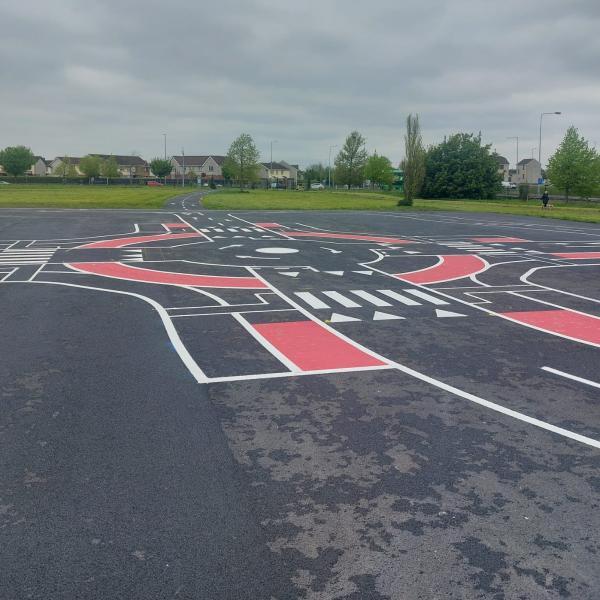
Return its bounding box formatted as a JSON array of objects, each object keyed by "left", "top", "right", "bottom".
[
  {"left": 170, "top": 155, "right": 227, "bottom": 180},
  {"left": 49, "top": 157, "right": 83, "bottom": 175},
  {"left": 515, "top": 158, "right": 542, "bottom": 185},
  {"left": 26, "top": 157, "right": 51, "bottom": 176},
  {"left": 494, "top": 155, "right": 509, "bottom": 182},
  {"left": 260, "top": 161, "right": 299, "bottom": 186},
  {"left": 50, "top": 155, "right": 149, "bottom": 177}
]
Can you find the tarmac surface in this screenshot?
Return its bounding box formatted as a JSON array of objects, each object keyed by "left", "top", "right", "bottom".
[{"left": 1, "top": 197, "right": 600, "bottom": 599}]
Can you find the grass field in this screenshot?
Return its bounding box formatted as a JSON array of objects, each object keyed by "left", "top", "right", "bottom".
[
  {"left": 204, "top": 189, "right": 600, "bottom": 224},
  {"left": 0, "top": 185, "right": 188, "bottom": 208}
]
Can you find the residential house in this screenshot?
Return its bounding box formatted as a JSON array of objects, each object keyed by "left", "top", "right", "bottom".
[
  {"left": 260, "top": 161, "right": 299, "bottom": 187},
  {"left": 514, "top": 158, "right": 542, "bottom": 185},
  {"left": 494, "top": 155, "right": 509, "bottom": 182},
  {"left": 50, "top": 155, "right": 149, "bottom": 177},
  {"left": 170, "top": 155, "right": 227, "bottom": 180},
  {"left": 26, "top": 157, "right": 51, "bottom": 176}
]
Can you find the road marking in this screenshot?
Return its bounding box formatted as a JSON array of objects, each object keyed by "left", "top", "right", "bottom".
[
  {"left": 377, "top": 289, "right": 421, "bottom": 306},
  {"left": 373, "top": 311, "right": 405, "bottom": 321},
  {"left": 353, "top": 270, "right": 373, "bottom": 275},
  {"left": 330, "top": 313, "right": 361, "bottom": 323},
  {"left": 324, "top": 270, "right": 344, "bottom": 276},
  {"left": 405, "top": 289, "right": 450, "bottom": 305},
  {"left": 435, "top": 309, "right": 467, "bottom": 318},
  {"left": 294, "top": 292, "right": 330, "bottom": 309},
  {"left": 350, "top": 290, "right": 392, "bottom": 307},
  {"left": 541, "top": 367, "right": 600, "bottom": 390},
  {"left": 323, "top": 291, "right": 362, "bottom": 308}
]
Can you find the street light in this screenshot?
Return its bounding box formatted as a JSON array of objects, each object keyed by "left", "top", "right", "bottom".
[
  {"left": 506, "top": 136, "right": 519, "bottom": 170},
  {"left": 270, "top": 140, "right": 278, "bottom": 188},
  {"left": 163, "top": 133, "right": 167, "bottom": 160},
  {"left": 328, "top": 145, "right": 337, "bottom": 189}
]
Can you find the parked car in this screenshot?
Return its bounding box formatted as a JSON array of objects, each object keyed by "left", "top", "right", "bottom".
[
  {"left": 310, "top": 182, "right": 325, "bottom": 190},
  {"left": 501, "top": 181, "right": 517, "bottom": 189},
  {"left": 147, "top": 181, "right": 164, "bottom": 186},
  {"left": 0, "top": 180, "right": 10, "bottom": 185}
]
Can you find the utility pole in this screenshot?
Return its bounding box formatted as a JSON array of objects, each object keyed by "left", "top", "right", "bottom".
[
  {"left": 328, "top": 145, "right": 337, "bottom": 188},
  {"left": 163, "top": 133, "right": 167, "bottom": 160},
  {"left": 538, "top": 111, "right": 561, "bottom": 193},
  {"left": 270, "top": 140, "right": 277, "bottom": 188},
  {"left": 182, "top": 147, "right": 185, "bottom": 188}
]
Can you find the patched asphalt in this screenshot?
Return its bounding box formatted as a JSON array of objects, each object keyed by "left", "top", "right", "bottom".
[{"left": 1, "top": 205, "right": 599, "bottom": 599}]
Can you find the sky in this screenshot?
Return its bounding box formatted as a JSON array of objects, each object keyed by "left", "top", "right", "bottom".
[{"left": 1, "top": 0, "right": 599, "bottom": 169}]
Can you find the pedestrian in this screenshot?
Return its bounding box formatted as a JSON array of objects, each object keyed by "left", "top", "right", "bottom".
[{"left": 541, "top": 190, "right": 550, "bottom": 209}]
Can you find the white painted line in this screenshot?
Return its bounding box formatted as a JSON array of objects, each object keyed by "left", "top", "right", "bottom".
[
  {"left": 350, "top": 290, "right": 391, "bottom": 307},
  {"left": 377, "top": 289, "right": 421, "bottom": 306},
  {"left": 405, "top": 289, "right": 450, "bottom": 306},
  {"left": 542, "top": 367, "right": 600, "bottom": 390},
  {"left": 323, "top": 291, "right": 362, "bottom": 308},
  {"left": 227, "top": 228, "right": 238, "bottom": 232},
  {"left": 231, "top": 312, "right": 301, "bottom": 373},
  {"left": 213, "top": 228, "right": 224, "bottom": 232},
  {"left": 294, "top": 292, "right": 330, "bottom": 309}
]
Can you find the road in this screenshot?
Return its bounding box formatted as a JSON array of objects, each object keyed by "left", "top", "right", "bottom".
[{"left": 1, "top": 202, "right": 599, "bottom": 599}]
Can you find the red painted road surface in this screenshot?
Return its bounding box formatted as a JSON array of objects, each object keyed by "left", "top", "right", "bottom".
[
  {"left": 471, "top": 237, "right": 529, "bottom": 243},
  {"left": 67, "top": 262, "right": 268, "bottom": 288},
  {"left": 251, "top": 321, "right": 388, "bottom": 371},
  {"left": 254, "top": 223, "right": 284, "bottom": 229},
  {"left": 77, "top": 233, "right": 204, "bottom": 249},
  {"left": 284, "top": 231, "right": 411, "bottom": 244},
  {"left": 395, "top": 255, "right": 487, "bottom": 284},
  {"left": 163, "top": 223, "right": 190, "bottom": 229},
  {"left": 500, "top": 309, "right": 600, "bottom": 346},
  {"left": 551, "top": 252, "right": 600, "bottom": 260}
]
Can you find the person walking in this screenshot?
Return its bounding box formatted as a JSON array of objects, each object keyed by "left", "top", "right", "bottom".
[{"left": 541, "top": 189, "right": 550, "bottom": 209}]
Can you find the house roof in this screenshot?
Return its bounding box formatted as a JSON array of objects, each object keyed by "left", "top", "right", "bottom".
[
  {"left": 90, "top": 154, "right": 147, "bottom": 166},
  {"left": 55, "top": 156, "right": 82, "bottom": 165},
  {"left": 262, "top": 162, "right": 289, "bottom": 170},
  {"left": 172, "top": 155, "right": 227, "bottom": 167},
  {"left": 494, "top": 155, "right": 509, "bottom": 165},
  {"left": 518, "top": 158, "right": 538, "bottom": 166}
]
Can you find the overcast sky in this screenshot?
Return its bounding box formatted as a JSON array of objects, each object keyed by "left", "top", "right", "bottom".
[{"left": 1, "top": 0, "right": 599, "bottom": 168}]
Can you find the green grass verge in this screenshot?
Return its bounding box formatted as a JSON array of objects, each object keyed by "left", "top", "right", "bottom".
[
  {"left": 0, "top": 185, "right": 189, "bottom": 208},
  {"left": 204, "top": 189, "right": 600, "bottom": 224}
]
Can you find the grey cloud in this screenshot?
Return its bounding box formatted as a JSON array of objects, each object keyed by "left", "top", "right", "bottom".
[{"left": 1, "top": 0, "right": 599, "bottom": 166}]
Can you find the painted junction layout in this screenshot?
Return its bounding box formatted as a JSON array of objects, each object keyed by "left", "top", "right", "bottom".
[{"left": 1, "top": 205, "right": 600, "bottom": 599}]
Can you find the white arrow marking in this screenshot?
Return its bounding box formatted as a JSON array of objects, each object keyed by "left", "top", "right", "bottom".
[
  {"left": 435, "top": 309, "right": 467, "bottom": 318},
  {"left": 280, "top": 271, "right": 299, "bottom": 277},
  {"left": 324, "top": 271, "right": 344, "bottom": 276},
  {"left": 352, "top": 270, "right": 373, "bottom": 275},
  {"left": 320, "top": 247, "right": 343, "bottom": 254},
  {"left": 329, "top": 313, "right": 361, "bottom": 323},
  {"left": 373, "top": 311, "right": 405, "bottom": 321},
  {"left": 219, "top": 244, "right": 243, "bottom": 250}
]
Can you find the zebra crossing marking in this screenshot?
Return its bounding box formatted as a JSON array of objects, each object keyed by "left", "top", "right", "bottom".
[
  {"left": 377, "top": 289, "right": 421, "bottom": 306},
  {"left": 350, "top": 290, "right": 392, "bottom": 307},
  {"left": 323, "top": 291, "right": 361, "bottom": 308},
  {"left": 405, "top": 289, "right": 450, "bottom": 305}
]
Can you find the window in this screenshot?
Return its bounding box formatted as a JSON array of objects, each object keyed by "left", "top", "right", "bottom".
[{"left": 208, "top": 165, "right": 213, "bottom": 171}]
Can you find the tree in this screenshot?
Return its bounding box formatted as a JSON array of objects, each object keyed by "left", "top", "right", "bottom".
[
  {"left": 150, "top": 158, "right": 172, "bottom": 182},
  {"left": 334, "top": 131, "right": 368, "bottom": 188},
  {"left": 101, "top": 155, "right": 120, "bottom": 179},
  {"left": 304, "top": 162, "right": 327, "bottom": 189},
  {"left": 421, "top": 133, "right": 501, "bottom": 199},
  {"left": 401, "top": 114, "right": 426, "bottom": 204},
  {"left": 223, "top": 133, "right": 261, "bottom": 189},
  {"left": 546, "top": 126, "right": 600, "bottom": 201},
  {"left": 364, "top": 152, "right": 394, "bottom": 189},
  {"left": 79, "top": 155, "right": 103, "bottom": 179},
  {"left": 0, "top": 146, "right": 35, "bottom": 176}
]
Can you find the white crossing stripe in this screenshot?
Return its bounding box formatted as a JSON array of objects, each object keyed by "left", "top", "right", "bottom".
[
  {"left": 294, "top": 292, "right": 330, "bottom": 309},
  {"left": 323, "top": 291, "right": 361, "bottom": 308},
  {"left": 377, "top": 289, "right": 421, "bottom": 306},
  {"left": 405, "top": 289, "right": 449, "bottom": 305},
  {"left": 200, "top": 228, "right": 211, "bottom": 232},
  {"left": 213, "top": 228, "right": 224, "bottom": 232},
  {"left": 227, "top": 228, "right": 238, "bottom": 232},
  {"left": 350, "top": 290, "right": 392, "bottom": 307},
  {"left": 241, "top": 228, "right": 251, "bottom": 232},
  {"left": 0, "top": 247, "right": 56, "bottom": 264}
]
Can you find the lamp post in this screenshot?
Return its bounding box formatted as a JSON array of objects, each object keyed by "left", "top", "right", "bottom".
[
  {"left": 328, "top": 145, "right": 337, "bottom": 189},
  {"left": 270, "top": 140, "right": 277, "bottom": 188},
  {"left": 538, "top": 111, "right": 561, "bottom": 193},
  {"left": 181, "top": 147, "right": 185, "bottom": 188},
  {"left": 506, "top": 136, "right": 519, "bottom": 171},
  {"left": 163, "top": 133, "right": 167, "bottom": 160}
]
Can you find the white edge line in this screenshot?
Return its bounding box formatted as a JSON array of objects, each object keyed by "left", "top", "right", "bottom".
[
  {"left": 20, "top": 280, "right": 208, "bottom": 383},
  {"left": 171, "top": 308, "right": 296, "bottom": 318},
  {"left": 230, "top": 312, "right": 301, "bottom": 373},
  {"left": 542, "top": 367, "right": 600, "bottom": 390}
]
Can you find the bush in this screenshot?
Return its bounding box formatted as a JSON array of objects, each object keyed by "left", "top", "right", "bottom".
[
  {"left": 396, "top": 197, "right": 413, "bottom": 206},
  {"left": 518, "top": 184, "right": 529, "bottom": 200}
]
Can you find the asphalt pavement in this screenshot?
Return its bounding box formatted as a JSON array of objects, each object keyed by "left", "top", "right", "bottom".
[{"left": 1, "top": 205, "right": 599, "bottom": 599}]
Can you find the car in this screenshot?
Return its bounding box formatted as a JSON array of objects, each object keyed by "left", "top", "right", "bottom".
[
  {"left": 310, "top": 182, "right": 325, "bottom": 190},
  {"left": 147, "top": 181, "right": 164, "bottom": 186},
  {"left": 0, "top": 180, "right": 10, "bottom": 185},
  {"left": 501, "top": 181, "right": 517, "bottom": 189}
]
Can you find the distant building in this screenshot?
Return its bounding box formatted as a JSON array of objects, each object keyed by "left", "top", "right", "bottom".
[
  {"left": 515, "top": 158, "right": 541, "bottom": 185},
  {"left": 260, "top": 161, "right": 299, "bottom": 187},
  {"left": 50, "top": 155, "right": 149, "bottom": 177},
  {"left": 170, "top": 155, "right": 227, "bottom": 180},
  {"left": 494, "top": 155, "right": 510, "bottom": 182}
]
